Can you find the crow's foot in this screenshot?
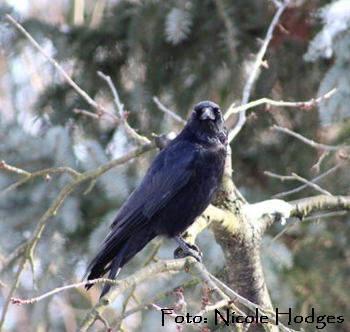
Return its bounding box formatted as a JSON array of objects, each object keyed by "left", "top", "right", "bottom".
[{"left": 173, "top": 236, "right": 203, "bottom": 262}]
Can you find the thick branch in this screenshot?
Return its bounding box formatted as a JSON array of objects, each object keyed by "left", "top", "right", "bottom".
[
  {"left": 289, "top": 195, "right": 350, "bottom": 218},
  {"left": 244, "top": 195, "right": 350, "bottom": 230}
]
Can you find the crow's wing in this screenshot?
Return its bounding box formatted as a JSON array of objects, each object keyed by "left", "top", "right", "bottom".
[
  {"left": 85, "top": 141, "right": 197, "bottom": 281},
  {"left": 110, "top": 141, "right": 197, "bottom": 233}
]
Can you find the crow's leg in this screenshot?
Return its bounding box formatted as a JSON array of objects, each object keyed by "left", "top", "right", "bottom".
[{"left": 173, "top": 236, "right": 202, "bottom": 262}]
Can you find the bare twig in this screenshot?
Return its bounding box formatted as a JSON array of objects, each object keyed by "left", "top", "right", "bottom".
[
  {"left": 269, "top": 163, "right": 344, "bottom": 198},
  {"left": 0, "top": 257, "right": 27, "bottom": 328},
  {"left": 264, "top": 170, "right": 333, "bottom": 196},
  {"left": 0, "top": 160, "right": 30, "bottom": 176},
  {"left": 5, "top": 14, "right": 118, "bottom": 123},
  {"left": 78, "top": 257, "right": 196, "bottom": 331},
  {"left": 303, "top": 210, "right": 348, "bottom": 221},
  {"left": 228, "top": 0, "right": 290, "bottom": 142},
  {"left": 290, "top": 173, "right": 332, "bottom": 196},
  {"left": 264, "top": 172, "right": 296, "bottom": 181},
  {"left": 224, "top": 88, "right": 337, "bottom": 121},
  {"left": 97, "top": 71, "right": 151, "bottom": 145},
  {"left": 272, "top": 125, "right": 350, "bottom": 151},
  {"left": 311, "top": 151, "right": 329, "bottom": 174},
  {"left": 10, "top": 278, "right": 120, "bottom": 305},
  {"left": 0, "top": 161, "right": 81, "bottom": 197},
  {"left": 1, "top": 243, "right": 27, "bottom": 272},
  {"left": 152, "top": 97, "right": 186, "bottom": 125},
  {"left": 208, "top": 273, "right": 296, "bottom": 332},
  {"left": 104, "top": 279, "right": 200, "bottom": 332},
  {"left": 0, "top": 143, "right": 155, "bottom": 330},
  {"left": 72, "top": 109, "right": 115, "bottom": 122}
]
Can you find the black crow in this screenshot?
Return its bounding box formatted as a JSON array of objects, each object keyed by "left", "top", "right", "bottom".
[{"left": 85, "top": 101, "right": 227, "bottom": 298}]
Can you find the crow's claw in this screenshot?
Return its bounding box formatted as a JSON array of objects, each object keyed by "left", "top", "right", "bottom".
[{"left": 173, "top": 246, "right": 202, "bottom": 262}]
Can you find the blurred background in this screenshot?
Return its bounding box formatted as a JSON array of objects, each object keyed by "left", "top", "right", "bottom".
[{"left": 0, "top": 0, "right": 349, "bottom": 331}]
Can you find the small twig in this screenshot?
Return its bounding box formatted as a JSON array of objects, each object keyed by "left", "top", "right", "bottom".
[
  {"left": 113, "top": 239, "right": 163, "bottom": 331},
  {"left": 72, "top": 109, "right": 115, "bottom": 123},
  {"left": 0, "top": 160, "right": 30, "bottom": 176},
  {"left": 224, "top": 88, "right": 337, "bottom": 121},
  {"left": 97, "top": 71, "right": 124, "bottom": 119},
  {"left": 10, "top": 278, "right": 120, "bottom": 305},
  {"left": 152, "top": 97, "right": 186, "bottom": 125},
  {"left": 268, "top": 163, "right": 344, "bottom": 198},
  {"left": 97, "top": 71, "right": 151, "bottom": 145},
  {"left": 303, "top": 210, "right": 348, "bottom": 221},
  {"left": 290, "top": 172, "right": 332, "bottom": 196},
  {"left": 0, "top": 243, "right": 27, "bottom": 272},
  {"left": 264, "top": 171, "right": 295, "bottom": 182},
  {"left": 5, "top": 14, "right": 118, "bottom": 123},
  {"left": 104, "top": 279, "right": 199, "bottom": 332},
  {"left": 95, "top": 312, "right": 110, "bottom": 330},
  {"left": 150, "top": 303, "right": 183, "bottom": 319},
  {"left": 272, "top": 125, "right": 350, "bottom": 151},
  {"left": 208, "top": 273, "right": 296, "bottom": 332},
  {"left": 0, "top": 144, "right": 155, "bottom": 330},
  {"left": 264, "top": 171, "right": 332, "bottom": 196},
  {"left": 266, "top": 219, "right": 300, "bottom": 248},
  {"left": 229, "top": 0, "right": 290, "bottom": 142},
  {"left": 78, "top": 257, "right": 196, "bottom": 331},
  {"left": 0, "top": 161, "right": 81, "bottom": 197},
  {"left": 311, "top": 151, "right": 329, "bottom": 174}
]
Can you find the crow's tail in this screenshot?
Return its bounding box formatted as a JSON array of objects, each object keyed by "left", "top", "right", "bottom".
[{"left": 85, "top": 226, "right": 156, "bottom": 298}]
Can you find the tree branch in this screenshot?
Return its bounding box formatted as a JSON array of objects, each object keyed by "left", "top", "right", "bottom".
[
  {"left": 272, "top": 125, "right": 350, "bottom": 151},
  {"left": 0, "top": 143, "right": 155, "bottom": 330},
  {"left": 224, "top": 88, "right": 337, "bottom": 121},
  {"left": 152, "top": 96, "right": 186, "bottom": 125},
  {"left": 0, "top": 161, "right": 81, "bottom": 197},
  {"left": 5, "top": 14, "right": 118, "bottom": 123},
  {"left": 264, "top": 170, "right": 333, "bottom": 197},
  {"left": 78, "top": 257, "right": 196, "bottom": 331},
  {"left": 97, "top": 71, "right": 151, "bottom": 145},
  {"left": 289, "top": 195, "right": 350, "bottom": 219},
  {"left": 269, "top": 162, "right": 344, "bottom": 198},
  {"left": 228, "top": 0, "right": 290, "bottom": 142},
  {"left": 246, "top": 195, "right": 350, "bottom": 230},
  {"left": 10, "top": 278, "right": 120, "bottom": 305}
]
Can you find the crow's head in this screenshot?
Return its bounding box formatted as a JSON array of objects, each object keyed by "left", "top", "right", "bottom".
[
  {"left": 193, "top": 101, "right": 221, "bottom": 122},
  {"left": 187, "top": 101, "right": 225, "bottom": 139}
]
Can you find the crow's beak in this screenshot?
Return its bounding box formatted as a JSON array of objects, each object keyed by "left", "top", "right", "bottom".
[{"left": 200, "top": 107, "right": 215, "bottom": 120}]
